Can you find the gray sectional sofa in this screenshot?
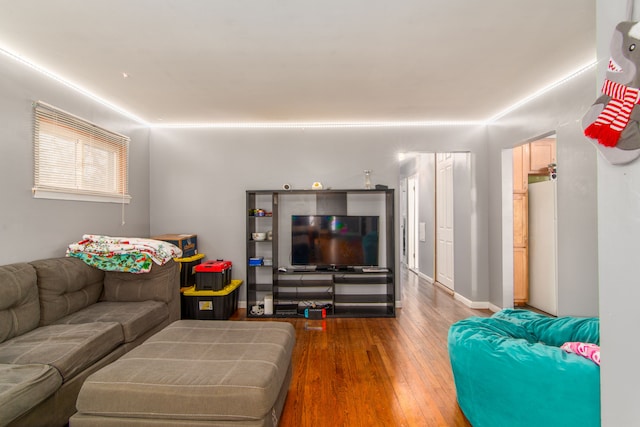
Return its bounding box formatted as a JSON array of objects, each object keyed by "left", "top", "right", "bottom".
[{"left": 0, "top": 256, "right": 180, "bottom": 427}]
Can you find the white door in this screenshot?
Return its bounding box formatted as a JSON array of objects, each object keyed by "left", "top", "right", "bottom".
[
  {"left": 407, "top": 174, "right": 419, "bottom": 270},
  {"left": 436, "top": 153, "right": 454, "bottom": 290}
]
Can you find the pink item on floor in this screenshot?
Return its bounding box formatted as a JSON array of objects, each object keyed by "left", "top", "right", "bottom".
[{"left": 561, "top": 342, "right": 600, "bottom": 366}]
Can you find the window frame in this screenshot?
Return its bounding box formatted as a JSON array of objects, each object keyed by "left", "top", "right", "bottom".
[{"left": 32, "top": 101, "right": 131, "bottom": 204}]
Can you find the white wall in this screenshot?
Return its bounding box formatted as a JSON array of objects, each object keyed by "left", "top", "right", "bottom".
[
  {"left": 596, "top": 1, "right": 640, "bottom": 425},
  {"left": 0, "top": 54, "right": 152, "bottom": 263}
]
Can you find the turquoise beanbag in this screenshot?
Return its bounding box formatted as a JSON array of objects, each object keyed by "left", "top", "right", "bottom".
[{"left": 448, "top": 309, "right": 600, "bottom": 427}]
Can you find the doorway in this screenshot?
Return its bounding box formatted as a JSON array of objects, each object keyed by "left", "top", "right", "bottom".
[
  {"left": 398, "top": 152, "right": 474, "bottom": 298},
  {"left": 511, "top": 134, "right": 558, "bottom": 315}
]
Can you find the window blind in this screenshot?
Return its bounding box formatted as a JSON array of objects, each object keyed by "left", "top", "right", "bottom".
[{"left": 33, "top": 101, "right": 131, "bottom": 204}]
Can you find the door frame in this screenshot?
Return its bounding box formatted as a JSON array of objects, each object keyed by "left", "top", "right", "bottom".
[
  {"left": 407, "top": 174, "right": 419, "bottom": 271},
  {"left": 399, "top": 177, "right": 408, "bottom": 266}
]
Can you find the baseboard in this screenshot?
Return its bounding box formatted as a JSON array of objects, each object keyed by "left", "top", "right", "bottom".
[
  {"left": 453, "top": 292, "right": 490, "bottom": 310},
  {"left": 433, "top": 281, "right": 454, "bottom": 296},
  {"left": 488, "top": 303, "right": 502, "bottom": 313},
  {"left": 417, "top": 271, "right": 434, "bottom": 284}
]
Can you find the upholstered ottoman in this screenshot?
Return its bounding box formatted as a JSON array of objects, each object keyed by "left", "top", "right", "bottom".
[{"left": 70, "top": 320, "right": 295, "bottom": 427}]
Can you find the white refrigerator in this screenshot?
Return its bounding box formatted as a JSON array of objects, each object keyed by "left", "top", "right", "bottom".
[{"left": 528, "top": 179, "right": 558, "bottom": 316}]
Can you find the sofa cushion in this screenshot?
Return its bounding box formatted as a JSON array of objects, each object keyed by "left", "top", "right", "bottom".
[
  {"left": 54, "top": 300, "right": 168, "bottom": 343},
  {"left": 0, "top": 263, "right": 40, "bottom": 343},
  {"left": 31, "top": 257, "right": 104, "bottom": 326},
  {"left": 0, "top": 363, "right": 63, "bottom": 426},
  {"left": 0, "top": 323, "right": 123, "bottom": 381},
  {"left": 102, "top": 260, "right": 177, "bottom": 304},
  {"left": 76, "top": 320, "right": 295, "bottom": 422}
]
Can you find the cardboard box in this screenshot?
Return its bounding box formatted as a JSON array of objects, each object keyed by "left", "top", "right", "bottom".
[
  {"left": 181, "top": 280, "right": 241, "bottom": 320},
  {"left": 153, "top": 234, "right": 197, "bottom": 257}
]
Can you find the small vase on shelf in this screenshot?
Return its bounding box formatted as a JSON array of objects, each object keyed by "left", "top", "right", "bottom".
[{"left": 364, "top": 170, "right": 372, "bottom": 190}]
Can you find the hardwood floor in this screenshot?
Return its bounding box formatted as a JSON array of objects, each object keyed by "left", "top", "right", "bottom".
[{"left": 232, "top": 268, "right": 491, "bottom": 426}]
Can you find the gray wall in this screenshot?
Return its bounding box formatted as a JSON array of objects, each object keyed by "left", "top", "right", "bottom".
[
  {"left": 453, "top": 152, "right": 485, "bottom": 302},
  {"left": 0, "top": 55, "right": 152, "bottom": 264},
  {"left": 149, "top": 126, "right": 490, "bottom": 306},
  {"left": 418, "top": 153, "right": 436, "bottom": 280},
  {"left": 487, "top": 68, "right": 599, "bottom": 316},
  {"left": 597, "top": 1, "right": 640, "bottom": 425}
]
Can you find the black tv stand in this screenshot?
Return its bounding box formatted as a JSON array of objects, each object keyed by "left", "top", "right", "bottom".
[{"left": 246, "top": 188, "right": 395, "bottom": 318}]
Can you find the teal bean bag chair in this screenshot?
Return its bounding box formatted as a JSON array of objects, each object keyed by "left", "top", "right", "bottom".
[{"left": 448, "top": 309, "right": 600, "bottom": 427}]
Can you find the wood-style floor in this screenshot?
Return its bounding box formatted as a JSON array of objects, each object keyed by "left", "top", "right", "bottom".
[{"left": 232, "top": 267, "right": 491, "bottom": 427}]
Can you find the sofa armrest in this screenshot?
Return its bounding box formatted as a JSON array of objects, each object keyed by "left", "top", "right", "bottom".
[{"left": 102, "top": 261, "right": 180, "bottom": 323}]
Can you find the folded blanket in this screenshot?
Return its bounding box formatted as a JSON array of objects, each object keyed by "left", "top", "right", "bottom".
[{"left": 67, "top": 235, "right": 183, "bottom": 273}]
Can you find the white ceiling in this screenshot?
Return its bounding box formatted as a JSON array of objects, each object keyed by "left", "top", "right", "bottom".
[{"left": 0, "top": 0, "right": 595, "bottom": 125}]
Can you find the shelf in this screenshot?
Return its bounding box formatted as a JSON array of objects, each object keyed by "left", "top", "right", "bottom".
[
  {"left": 254, "top": 188, "right": 389, "bottom": 195},
  {"left": 275, "top": 279, "right": 333, "bottom": 287},
  {"left": 276, "top": 291, "right": 333, "bottom": 301},
  {"left": 334, "top": 294, "right": 393, "bottom": 304},
  {"left": 333, "top": 306, "right": 395, "bottom": 317},
  {"left": 333, "top": 273, "right": 392, "bottom": 284}
]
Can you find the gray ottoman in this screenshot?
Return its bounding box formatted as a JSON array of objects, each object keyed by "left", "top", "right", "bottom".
[{"left": 70, "top": 320, "right": 295, "bottom": 427}]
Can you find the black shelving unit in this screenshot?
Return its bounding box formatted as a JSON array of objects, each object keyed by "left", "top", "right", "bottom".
[
  {"left": 246, "top": 190, "right": 278, "bottom": 314},
  {"left": 246, "top": 189, "right": 395, "bottom": 318}
]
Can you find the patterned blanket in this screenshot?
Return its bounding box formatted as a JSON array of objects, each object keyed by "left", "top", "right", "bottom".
[{"left": 67, "top": 234, "right": 183, "bottom": 273}]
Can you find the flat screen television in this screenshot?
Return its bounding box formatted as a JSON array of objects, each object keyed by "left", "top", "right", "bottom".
[{"left": 291, "top": 215, "right": 379, "bottom": 269}]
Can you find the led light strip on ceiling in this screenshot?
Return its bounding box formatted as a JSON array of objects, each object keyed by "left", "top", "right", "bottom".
[
  {"left": 0, "top": 47, "right": 147, "bottom": 125},
  {"left": 151, "top": 120, "right": 485, "bottom": 129},
  {"left": 0, "top": 46, "right": 596, "bottom": 129}
]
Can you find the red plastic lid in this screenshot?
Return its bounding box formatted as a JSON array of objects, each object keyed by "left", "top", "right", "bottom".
[{"left": 195, "top": 260, "right": 232, "bottom": 273}]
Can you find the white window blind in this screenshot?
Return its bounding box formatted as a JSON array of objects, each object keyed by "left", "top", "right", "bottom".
[{"left": 33, "top": 101, "right": 131, "bottom": 204}]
